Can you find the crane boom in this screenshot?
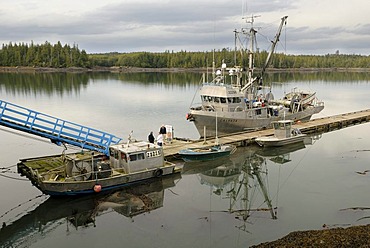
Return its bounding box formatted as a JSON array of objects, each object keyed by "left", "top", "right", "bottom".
[{"left": 260, "top": 16, "right": 288, "bottom": 77}]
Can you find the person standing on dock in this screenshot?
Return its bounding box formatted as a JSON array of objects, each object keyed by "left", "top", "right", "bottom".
[
  {"left": 148, "top": 131, "right": 155, "bottom": 144},
  {"left": 156, "top": 132, "right": 163, "bottom": 146},
  {"left": 159, "top": 124, "right": 167, "bottom": 144}
]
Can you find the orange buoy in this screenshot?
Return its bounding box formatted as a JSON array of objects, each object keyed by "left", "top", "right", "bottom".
[{"left": 94, "top": 184, "right": 102, "bottom": 193}]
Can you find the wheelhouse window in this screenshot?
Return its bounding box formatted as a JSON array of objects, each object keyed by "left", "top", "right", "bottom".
[
  {"left": 202, "top": 95, "right": 235, "bottom": 104},
  {"left": 273, "top": 122, "right": 291, "bottom": 130},
  {"left": 129, "top": 153, "right": 145, "bottom": 161}
]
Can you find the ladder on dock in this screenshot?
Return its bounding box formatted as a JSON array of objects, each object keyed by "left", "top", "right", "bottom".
[{"left": 0, "top": 100, "right": 122, "bottom": 156}]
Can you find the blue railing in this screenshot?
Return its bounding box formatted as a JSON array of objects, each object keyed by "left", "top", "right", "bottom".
[{"left": 0, "top": 100, "right": 122, "bottom": 156}]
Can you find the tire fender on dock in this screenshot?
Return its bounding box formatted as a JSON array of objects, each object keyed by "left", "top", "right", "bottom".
[{"left": 154, "top": 168, "right": 163, "bottom": 177}]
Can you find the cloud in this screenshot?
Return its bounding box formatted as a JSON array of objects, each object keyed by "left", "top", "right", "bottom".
[{"left": 0, "top": 0, "right": 369, "bottom": 55}]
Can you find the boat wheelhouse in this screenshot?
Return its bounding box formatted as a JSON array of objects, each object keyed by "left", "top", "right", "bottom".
[{"left": 255, "top": 120, "right": 307, "bottom": 147}]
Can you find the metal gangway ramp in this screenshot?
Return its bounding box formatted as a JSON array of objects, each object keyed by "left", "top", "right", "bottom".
[{"left": 0, "top": 100, "right": 122, "bottom": 156}]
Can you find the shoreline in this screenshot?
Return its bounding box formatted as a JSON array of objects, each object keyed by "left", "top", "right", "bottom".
[
  {"left": 0, "top": 66, "right": 369, "bottom": 73},
  {"left": 252, "top": 224, "right": 370, "bottom": 247}
]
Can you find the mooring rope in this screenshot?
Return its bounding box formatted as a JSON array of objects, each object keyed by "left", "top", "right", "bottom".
[
  {"left": 0, "top": 165, "right": 29, "bottom": 181},
  {"left": 0, "top": 194, "right": 47, "bottom": 222}
]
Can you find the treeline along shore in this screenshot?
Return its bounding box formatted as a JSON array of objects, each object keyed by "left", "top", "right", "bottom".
[
  {"left": 0, "top": 41, "right": 369, "bottom": 72},
  {"left": 0, "top": 66, "right": 369, "bottom": 74}
]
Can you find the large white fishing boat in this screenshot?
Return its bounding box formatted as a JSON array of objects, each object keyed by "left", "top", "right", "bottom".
[{"left": 186, "top": 16, "right": 324, "bottom": 137}]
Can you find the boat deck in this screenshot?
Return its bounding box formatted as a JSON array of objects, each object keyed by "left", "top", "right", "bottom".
[{"left": 163, "top": 109, "right": 370, "bottom": 160}]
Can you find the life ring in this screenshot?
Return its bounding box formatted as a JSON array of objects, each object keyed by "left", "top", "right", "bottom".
[
  {"left": 93, "top": 184, "right": 102, "bottom": 193},
  {"left": 154, "top": 168, "right": 163, "bottom": 177},
  {"left": 186, "top": 113, "right": 194, "bottom": 121}
]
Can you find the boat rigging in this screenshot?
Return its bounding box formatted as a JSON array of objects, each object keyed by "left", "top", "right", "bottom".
[{"left": 186, "top": 15, "right": 324, "bottom": 138}]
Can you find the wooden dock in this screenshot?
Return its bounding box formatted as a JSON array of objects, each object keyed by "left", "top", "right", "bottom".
[{"left": 163, "top": 109, "right": 370, "bottom": 160}]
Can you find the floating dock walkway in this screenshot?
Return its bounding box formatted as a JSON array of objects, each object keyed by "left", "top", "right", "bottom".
[{"left": 164, "top": 109, "right": 370, "bottom": 159}]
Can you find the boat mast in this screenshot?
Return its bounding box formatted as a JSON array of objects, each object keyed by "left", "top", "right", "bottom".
[
  {"left": 233, "top": 29, "right": 238, "bottom": 66},
  {"left": 246, "top": 15, "right": 259, "bottom": 87},
  {"left": 215, "top": 112, "right": 219, "bottom": 145},
  {"left": 241, "top": 15, "right": 288, "bottom": 95},
  {"left": 236, "top": 14, "right": 259, "bottom": 94}
]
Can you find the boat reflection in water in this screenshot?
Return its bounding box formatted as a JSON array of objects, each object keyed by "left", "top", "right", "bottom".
[
  {"left": 185, "top": 134, "right": 320, "bottom": 232},
  {"left": 0, "top": 174, "right": 181, "bottom": 247}
]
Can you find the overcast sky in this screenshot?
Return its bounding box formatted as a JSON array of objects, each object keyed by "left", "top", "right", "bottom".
[{"left": 1, "top": 0, "right": 369, "bottom": 55}]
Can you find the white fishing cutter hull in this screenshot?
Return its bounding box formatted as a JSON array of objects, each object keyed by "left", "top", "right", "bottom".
[{"left": 190, "top": 103, "right": 323, "bottom": 137}]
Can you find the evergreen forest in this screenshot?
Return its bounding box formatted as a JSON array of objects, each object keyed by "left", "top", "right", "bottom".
[
  {"left": 0, "top": 41, "right": 89, "bottom": 68},
  {"left": 0, "top": 41, "right": 369, "bottom": 69}
]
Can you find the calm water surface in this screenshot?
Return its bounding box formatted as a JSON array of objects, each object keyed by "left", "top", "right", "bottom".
[{"left": 0, "top": 72, "right": 370, "bottom": 248}]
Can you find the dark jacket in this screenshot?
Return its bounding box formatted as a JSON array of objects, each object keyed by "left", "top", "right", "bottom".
[{"left": 148, "top": 132, "right": 155, "bottom": 143}]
